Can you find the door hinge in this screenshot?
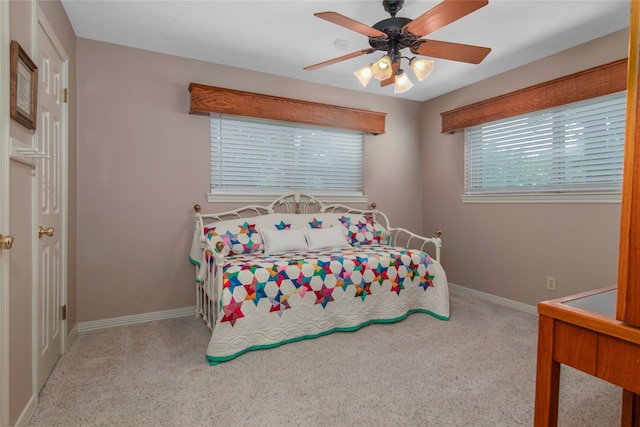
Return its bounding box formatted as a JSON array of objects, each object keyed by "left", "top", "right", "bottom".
[
  {"left": 60, "top": 305, "right": 67, "bottom": 320},
  {"left": 61, "top": 88, "right": 68, "bottom": 103}
]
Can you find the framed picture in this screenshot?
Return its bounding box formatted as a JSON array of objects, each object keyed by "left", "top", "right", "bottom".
[{"left": 10, "top": 40, "right": 38, "bottom": 130}]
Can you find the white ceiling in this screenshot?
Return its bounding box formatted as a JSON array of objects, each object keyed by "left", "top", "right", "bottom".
[{"left": 60, "top": 0, "right": 631, "bottom": 102}]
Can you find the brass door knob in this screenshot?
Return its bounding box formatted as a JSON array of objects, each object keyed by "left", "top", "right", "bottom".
[
  {"left": 0, "top": 234, "right": 14, "bottom": 250},
  {"left": 38, "top": 226, "right": 55, "bottom": 238}
]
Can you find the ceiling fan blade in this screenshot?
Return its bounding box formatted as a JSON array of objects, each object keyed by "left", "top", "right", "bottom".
[
  {"left": 380, "top": 63, "right": 399, "bottom": 87},
  {"left": 304, "top": 48, "right": 376, "bottom": 71},
  {"left": 412, "top": 39, "right": 491, "bottom": 64},
  {"left": 315, "top": 12, "right": 388, "bottom": 39},
  {"left": 403, "top": 0, "right": 489, "bottom": 38}
]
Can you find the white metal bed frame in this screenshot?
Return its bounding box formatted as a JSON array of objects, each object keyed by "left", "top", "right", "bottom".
[{"left": 192, "top": 192, "right": 442, "bottom": 330}]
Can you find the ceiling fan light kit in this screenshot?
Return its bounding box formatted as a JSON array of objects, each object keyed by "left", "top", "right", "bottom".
[
  {"left": 305, "top": 0, "right": 491, "bottom": 95},
  {"left": 409, "top": 57, "right": 435, "bottom": 81},
  {"left": 354, "top": 65, "right": 374, "bottom": 87},
  {"left": 394, "top": 69, "right": 414, "bottom": 94},
  {"left": 371, "top": 55, "right": 394, "bottom": 80}
]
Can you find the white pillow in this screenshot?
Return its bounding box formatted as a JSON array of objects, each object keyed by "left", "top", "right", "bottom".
[
  {"left": 304, "top": 226, "right": 351, "bottom": 251},
  {"left": 261, "top": 228, "right": 309, "bottom": 254}
]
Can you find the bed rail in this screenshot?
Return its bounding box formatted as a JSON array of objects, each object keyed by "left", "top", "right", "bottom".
[
  {"left": 388, "top": 227, "right": 442, "bottom": 262},
  {"left": 322, "top": 201, "right": 391, "bottom": 231},
  {"left": 193, "top": 203, "right": 271, "bottom": 240}
]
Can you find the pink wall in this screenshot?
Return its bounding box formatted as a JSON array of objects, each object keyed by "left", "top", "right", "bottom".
[
  {"left": 75, "top": 38, "right": 423, "bottom": 322},
  {"left": 420, "top": 29, "right": 629, "bottom": 306}
]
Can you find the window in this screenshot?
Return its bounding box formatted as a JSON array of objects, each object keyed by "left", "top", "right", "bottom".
[
  {"left": 464, "top": 91, "right": 627, "bottom": 201},
  {"left": 209, "top": 114, "right": 364, "bottom": 201}
]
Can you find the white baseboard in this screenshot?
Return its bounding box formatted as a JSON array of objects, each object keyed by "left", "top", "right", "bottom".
[
  {"left": 78, "top": 306, "right": 196, "bottom": 332},
  {"left": 66, "top": 323, "right": 78, "bottom": 350},
  {"left": 14, "top": 394, "right": 37, "bottom": 427},
  {"left": 449, "top": 283, "right": 537, "bottom": 315}
]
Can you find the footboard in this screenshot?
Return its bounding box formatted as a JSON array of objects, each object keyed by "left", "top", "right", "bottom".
[{"left": 194, "top": 239, "right": 225, "bottom": 330}]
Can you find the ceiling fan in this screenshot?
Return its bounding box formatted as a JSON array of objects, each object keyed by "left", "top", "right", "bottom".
[{"left": 304, "top": 0, "right": 492, "bottom": 93}]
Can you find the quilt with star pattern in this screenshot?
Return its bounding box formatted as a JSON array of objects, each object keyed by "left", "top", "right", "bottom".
[{"left": 204, "top": 244, "right": 449, "bottom": 365}]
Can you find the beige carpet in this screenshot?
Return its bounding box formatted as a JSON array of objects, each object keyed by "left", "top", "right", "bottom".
[{"left": 28, "top": 289, "right": 621, "bottom": 426}]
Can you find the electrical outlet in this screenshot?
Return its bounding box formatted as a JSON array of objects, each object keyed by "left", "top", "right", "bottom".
[{"left": 546, "top": 276, "right": 556, "bottom": 291}]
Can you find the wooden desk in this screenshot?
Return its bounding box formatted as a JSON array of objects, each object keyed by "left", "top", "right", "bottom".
[{"left": 534, "top": 286, "right": 640, "bottom": 426}]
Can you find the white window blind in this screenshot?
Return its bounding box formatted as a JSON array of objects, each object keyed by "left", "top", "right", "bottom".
[
  {"left": 464, "top": 91, "right": 627, "bottom": 196},
  {"left": 210, "top": 114, "right": 364, "bottom": 196}
]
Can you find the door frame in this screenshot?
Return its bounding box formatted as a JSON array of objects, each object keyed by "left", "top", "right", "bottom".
[{"left": 1, "top": 0, "right": 11, "bottom": 424}]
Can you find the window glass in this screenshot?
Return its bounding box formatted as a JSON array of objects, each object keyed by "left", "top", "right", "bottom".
[
  {"left": 464, "top": 92, "right": 627, "bottom": 196},
  {"left": 210, "top": 114, "right": 364, "bottom": 197}
]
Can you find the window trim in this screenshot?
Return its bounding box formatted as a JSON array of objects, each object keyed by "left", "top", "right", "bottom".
[
  {"left": 207, "top": 193, "right": 369, "bottom": 204},
  {"left": 461, "top": 191, "right": 621, "bottom": 204}
]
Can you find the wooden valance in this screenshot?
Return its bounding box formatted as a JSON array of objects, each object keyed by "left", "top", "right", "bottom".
[
  {"left": 188, "top": 83, "right": 386, "bottom": 135},
  {"left": 441, "top": 58, "right": 628, "bottom": 133}
]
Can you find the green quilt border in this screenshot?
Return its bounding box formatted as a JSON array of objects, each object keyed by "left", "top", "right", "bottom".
[{"left": 205, "top": 308, "right": 449, "bottom": 365}]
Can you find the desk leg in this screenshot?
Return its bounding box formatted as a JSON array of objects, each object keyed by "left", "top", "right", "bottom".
[
  {"left": 621, "top": 390, "right": 640, "bottom": 427},
  {"left": 534, "top": 315, "right": 561, "bottom": 427}
]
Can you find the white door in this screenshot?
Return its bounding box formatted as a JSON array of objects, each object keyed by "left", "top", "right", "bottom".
[
  {"left": 36, "top": 17, "right": 67, "bottom": 391},
  {"left": 0, "top": 0, "right": 11, "bottom": 423}
]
